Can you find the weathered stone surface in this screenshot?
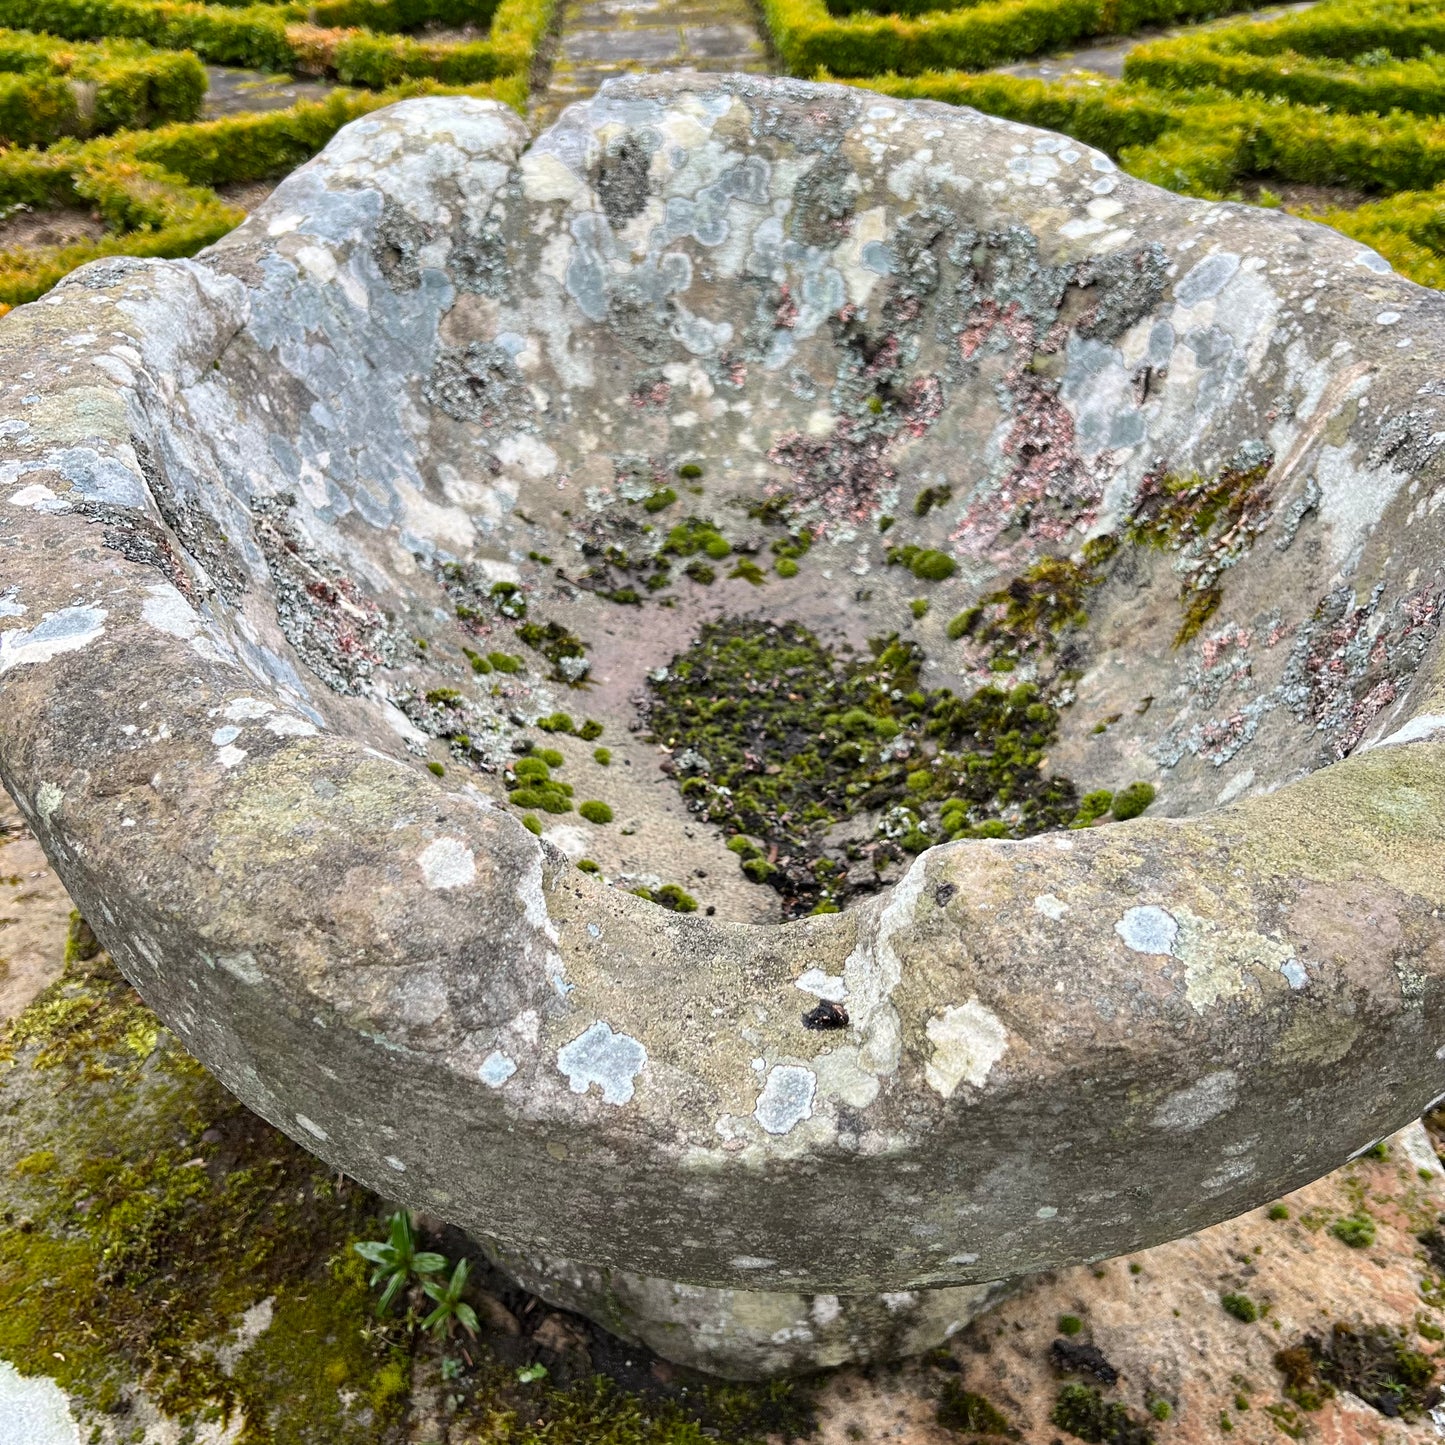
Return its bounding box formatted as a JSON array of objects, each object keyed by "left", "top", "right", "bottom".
[
  {"left": 483, "top": 1237, "right": 1013, "bottom": 1378},
  {"left": 2, "top": 73, "right": 1445, "bottom": 1377}
]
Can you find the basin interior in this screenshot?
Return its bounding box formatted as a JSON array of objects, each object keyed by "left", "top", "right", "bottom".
[{"left": 155, "top": 81, "right": 1443, "bottom": 926}]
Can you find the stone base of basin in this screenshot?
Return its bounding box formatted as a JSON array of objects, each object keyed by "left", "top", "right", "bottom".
[{"left": 483, "top": 1238, "right": 1016, "bottom": 1377}]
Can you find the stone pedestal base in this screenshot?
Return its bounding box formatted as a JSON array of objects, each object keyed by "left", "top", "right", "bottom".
[{"left": 482, "top": 1239, "right": 1016, "bottom": 1379}]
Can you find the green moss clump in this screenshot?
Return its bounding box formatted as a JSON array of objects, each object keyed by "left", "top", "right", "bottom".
[
  {"left": 1071, "top": 790, "right": 1113, "bottom": 828},
  {"left": 631, "top": 883, "right": 698, "bottom": 913},
  {"left": 427, "top": 760, "right": 446, "bottom": 777},
  {"left": 507, "top": 758, "right": 573, "bottom": 814},
  {"left": 1058, "top": 1313, "right": 1084, "bottom": 1336},
  {"left": 663, "top": 517, "right": 731, "bottom": 561},
  {"left": 887, "top": 544, "right": 958, "bottom": 582},
  {"left": 677, "top": 462, "right": 704, "bottom": 480},
  {"left": 1332, "top": 1213, "right": 1377, "bottom": 1248},
  {"left": 537, "top": 712, "right": 575, "bottom": 734},
  {"left": 949, "top": 553, "right": 1101, "bottom": 663},
  {"left": 593, "top": 747, "right": 612, "bottom": 765},
  {"left": 1268, "top": 1203, "right": 1290, "bottom": 1220},
  {"left": 1125, "top": 459, "right": 1272, "bottom": 648},
  {"left": 776, "top": 557, "right": 800, "bottom": 578},
  {"left": 910, "top": 598, "right": 930, "bottom": 618},
  {"left": 463, "top": 647, "right": 492, "bottom": 674},
  {"left": 937, "top": 1380, "right": 1016, "bottom": 1436},
  {"left": 521, "top": 813, "right": 542, "bottom": 835},
  {"left": 1110, "top": 781, "right": 1156, "bottom": 820},
  {"left": 426, "top": 687, "right": 464, "bottom": 705},
  {"left": 643, "top": 487, "right": 678, "bottom": 513},
  {"left": 489, "top": 580, "right": 528, "bottom": 619},
  {"left": 647, "top": 620, "right": 1083, "bottom": 916},
  {"left": 913, "top": 483, "right": 953, "bottom": 518},
  {"left": 1221, "top": 1292, "right": 1259, "bottom": 1322},
  {"left": 516, "top": 620, "right": 589, "bottom": 682},
  {"left": 579, "top": 801, "right": 613, "bottom": 824},
  {"left": 730, "top": 559, "right": 767, "bottom": 586},
  {"left": 509, "top": 787, "right": 571, "bottom": 814},
  {"left": 538, "top": 748, "right": 566, "bottom": 768},
  {"left": 579, "top": 719, "right": 604, "bottom": 741},
  {"left": 577, "top": 859, "right": 601, "bottom": 874},
  {"left": 1050, "top": 1383, "right": 1155, "bottom": 1444},
  {"left": 489, "top": 650, "right": 524, "bottom": 673}
]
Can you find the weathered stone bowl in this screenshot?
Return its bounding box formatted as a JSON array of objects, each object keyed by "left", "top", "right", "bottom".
[{"left": 3, "top": 73, "right": 1445, "bottom": 1378}]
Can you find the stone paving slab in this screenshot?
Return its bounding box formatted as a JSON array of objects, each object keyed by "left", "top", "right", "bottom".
[
  {"left": 993, "top": 0, "right": 1317, "bottom": 80},
  {"left": 532, "top": 0, "right": 771, "bottom": 125},
  {"left": 202, "top": 65, "right": 337, "bottom": 119}
]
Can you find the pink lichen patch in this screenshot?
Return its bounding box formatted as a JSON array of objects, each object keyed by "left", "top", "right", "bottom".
[
  {"left": 1201, "top": 624, "right": 1252, "bottom": 673},
  {"left": 629, "top": 378, "right": 672, "bottom": 411},
  {"left": 952, "top": 301, "right": 1104, "bottom": 563},
  {"left": 766, "top": 323, "right": 945, "bottom": 534},
  {"left": 1287, "top": 581, "right": 1443, "bottom": 760},
  {"left": 773, "top": 285, "right": 798, "bottom": 330}
]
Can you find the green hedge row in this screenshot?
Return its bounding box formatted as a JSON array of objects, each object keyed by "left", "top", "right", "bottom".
[
  {"left": 0, "top": 33, "right": 203, "bottom": 145},
  {"left": 289, "top": 24, "right": 518, "bottom": 84},
  {"left": 182, "top": 0, "right": 498, "bottom": 25},
  {"left": 0, "top": 0, "right": 511, "bottom": 79},
  {"left": 1135, "top": 0, "right": 1445, "bottom": 63},
  {"left": 863, "top": 68, "right": 1445, "bottom": 195},
  {"left": 0, "top": 0, "right": 295, "bottom": 69},
  {"left": 0, "top": 71, "right": 526, "bottom": 306},
  {"left": 762, "top": 0, "right": 1281, "bottom": 75},
  {"left": 1122, "top": 0, "right": 1445, "bottom": 119},
  {"left": 1314, "top": 186, "right": 1445, "bottom": 287},
  {"left": 1126, "top": 45, "right": 1445, "bottom": 120}
]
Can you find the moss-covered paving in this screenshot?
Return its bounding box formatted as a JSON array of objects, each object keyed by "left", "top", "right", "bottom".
[{"left": 0, "top": 919, "right": 820, "bottom": 1442}]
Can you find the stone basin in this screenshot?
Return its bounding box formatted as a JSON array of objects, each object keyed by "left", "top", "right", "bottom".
[{"left": 2, "top": 73, "right": 1445, "bottom": 1378}]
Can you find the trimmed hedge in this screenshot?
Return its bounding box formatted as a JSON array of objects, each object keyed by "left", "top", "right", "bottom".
[
  {"left": 1316, "top": 187, "right": 1445, "bottom": 287},
  {"left": 0, "top": 71, "right": 526, "bottom": 306},
  {"left": 0, "top": 31, "right": 204, "bottom": 144},
  {"left": 0, "top": 0, "right": 295, "bottom": 69},
  {"left": 862, "top": 67, "right": 1445, "bottom": 197},
  {"left": 761, "top": 0, "right": 1283, "bottom": 76},
  {"left": 1123, "top": 0, "right": 1445, "bottom": 119},
  {"left": 0, "top": 0, "right": 522, "bottom": 82},
  {"left": 1127, "top": 45, "right": 1445, "bottom": 119}
]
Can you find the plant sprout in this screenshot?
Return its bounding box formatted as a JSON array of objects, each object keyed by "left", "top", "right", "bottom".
[
  {"left": 354, "top": 1211, "right": 447, "bottom": 1316},
  {"left": 421, "top": 1257, "right": 480, "bottom": 1337}
]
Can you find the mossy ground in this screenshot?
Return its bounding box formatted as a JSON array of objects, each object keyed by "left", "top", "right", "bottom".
[{"left": 0, "top": 925, "right": 814, "bottom": 1443}]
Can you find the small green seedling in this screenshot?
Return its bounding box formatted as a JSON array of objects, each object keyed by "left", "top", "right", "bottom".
[
  {"left": 354, "top": 1211, "right": 447, "bottom": 1316},
  {"left": 421, "top": 1257, "right": 480, "bottom": 1338}
]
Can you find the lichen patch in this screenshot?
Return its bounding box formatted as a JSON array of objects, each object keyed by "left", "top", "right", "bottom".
[
  {"left": 556, "top": 1020, "right": 647, "bottom": 1105},
  {"left": 753, "top": 1063, "right": 817, "bottom": 1135},
  {"left": 416, "top": 836, "right": 477, "bottom": 890},
  {"left": 0, "top": 605, "right": 107, "bottom": 675},
  {"left": 923, "top": 998, "right": 1009, "bottom": 1099}
]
